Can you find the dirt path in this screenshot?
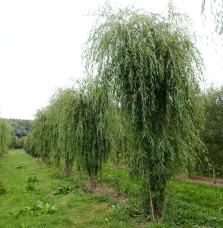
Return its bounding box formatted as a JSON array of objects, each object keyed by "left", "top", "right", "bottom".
[
  {"left": 177, "top": 175, "right": 223, "bottom": 187},
  {"left": 109, "top": 163, "right": 223, "bottom": 187}
]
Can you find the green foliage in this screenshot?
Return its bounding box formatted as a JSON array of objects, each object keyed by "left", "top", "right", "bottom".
[
  {"left": 164, "top": 179, "right": 223, "bottom": 227},
  {"left": 75, "top": 79, "right": 111, "bottom": 187},
  {"left": 25, "top": 78, "right": 111, "bottom": 188},
  {"left": 53, "top": 185, "right": 72, "bottom": 195},
  {"left": 0, "top": 118, "right": 11, "bottom": 158},
  {"left": 9, "top": 119, "right": 33, "bottom": 139},
  {"left": 9, "top": 201, "right": 57, "bottom": 218},
  {"left": 23, "top": 176, "right": 38, "bottom": 191},
  {"left": 50, "top": 88, "right": 81, "bottom": 175},
  {"left": 202, "top": 0, "right": 223, "bottom": 36},
  {"left": 24, "top": 182, "right": 37, "bottom": 191},
  {"left": 7, "top": 209, "right": 26, "bottom": 219},
  {"left": 31, "top": 109, "right": 52, "bottom": 162},
  {"left": 84, "top": 2, "right": 204, "bottom": 218},
  {"left": 10, "top": 135, "right": 18, "bottom": 148},
  {"left": 201, "top": 86, "right": 223, "bottom": 164},
  {"left": 30, "top": 200, "right": 57, "bottom": 214},
  {"left": 27, "top": 176, "right": 38, "bottom": 183},
  {"left": 0, "top": 181, "right": 8, "bottom": 195},
  {"left": 24, "top": 134, "right": 37, "bottom": 158},
  {"left": 16, "top": 165, "right": 25, "bottom": 169},
  {"left": 17, "top": 137, "right": 25, "bottom": 148}
]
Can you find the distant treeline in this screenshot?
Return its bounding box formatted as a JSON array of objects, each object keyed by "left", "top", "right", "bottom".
[
  {"left": 7, "top": 119, "right": 33, "bottom": 149},
  {"left": 9, "top": 119, "right": 33, "bottom": 138}
]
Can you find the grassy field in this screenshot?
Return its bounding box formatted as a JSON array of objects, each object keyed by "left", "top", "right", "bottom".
[{"left": 0, "top": 150, "right": 223, "bottom": 227}]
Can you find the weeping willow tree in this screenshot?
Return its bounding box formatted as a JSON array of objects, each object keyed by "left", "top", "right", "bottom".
[
  {"left": 25, "top": 81, "right": 111, "bottom": 187},
  {"left": 31, "top": 108, "right": 52, "bottom": 162},
  {"left": 202, "top": 0, "right": 223, "bottom": 37},
  {"left": 76, "top": 79, "right": 111, "bottom": 188},
  {"left": 107, "top": 103, "right": 132, "bottom": 167},
  {"left": 24, "top": 133, "right": 37, "bottom": 158},
  {"left": 106, "top": 102, "right": 123, "bottom": 165},
  {"left": 0, "top": 118, "right": 11, "bottom": 158},
  {"left": 25, "top": 109, "right": 54, "bottom": 160},
  {"left": 29, "top": 88, "right": 81, "bottom": 176},
  {"left": 52, "top": 88, "right": 81, "bottom": 176},
  {"left": 84, "top": 3, "right": 204, "bottom": 219},
  {"left": 45, "top": 100, "right": 61, "bottom": 167}
]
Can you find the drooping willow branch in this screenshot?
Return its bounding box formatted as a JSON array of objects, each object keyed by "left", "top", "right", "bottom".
[{"left": 83, "top": 3, "right": 205, "bottom": 219}]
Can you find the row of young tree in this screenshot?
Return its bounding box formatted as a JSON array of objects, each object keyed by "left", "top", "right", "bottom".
[
  {"left": 201, "top": 86, "right": 223, "bottom": 169},
  {"left": 25, "top": 81, "right": 111, "bottom": 188},
  {"left": 25, "top": 4, "right": 206, "bottom": 220},
  {"left": 0, "top": 118, "right": 11, "bottom": 159}
]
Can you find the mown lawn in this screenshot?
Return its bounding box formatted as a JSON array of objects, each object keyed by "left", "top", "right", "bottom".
[{"left": 0, "top": 150, "right": 223, "bottom": 227}]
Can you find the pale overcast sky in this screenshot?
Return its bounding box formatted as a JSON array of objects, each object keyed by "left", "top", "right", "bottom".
[{"left": 0, "top": 0, "right": 222, "bottom": 120}]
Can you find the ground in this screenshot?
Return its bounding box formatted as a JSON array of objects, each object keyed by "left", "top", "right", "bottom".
[
  {"left": 1, "top": 150, "right": 223, "bottom": 227},
  {"left": 0, "top": 150, "right": 138, "bottom": 228},
  {"left": 177, "top": 175, "right": 223, "bottom": 187}
]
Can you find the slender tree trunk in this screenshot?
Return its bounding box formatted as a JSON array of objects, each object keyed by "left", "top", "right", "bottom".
[
  {"left": 186, "top": 159, "right": 191, "bottom": 179},
  {"left": 124, "top": 154, "right": 127, "bottom": 169},
  {"left": 159, "top": 191, "right": 166, "bottom": 220},
  {"left": 62, "top": 154, "right": 68, "bottom": 176},
  {"left": 213, "top": 165, "right": 216, "bottom": 184},
  {"left": 145, "top": 169, "right": 155, "bottom": 221},
  {"left": 54, "top": 154, "right": 60, "bottom": 167},
  {"left": 89, "top": 175, "right": 93, "bottom": 188},
  {"left": 78, "top": 165, "right": 82, "bottom": 188},
  {"left": 86, "top": 158, "right": 94, "bottom": 188},
  {"left": 187, "top": 166, "right": 191, "bottom": 179},
  {"left": 62, "top": 131, "right": 73, "bottom": 176},
  {"left": 62, "top": 156, "right": 73, "bottom": 176},
  {"left": 100, "top": 168, "right": 103, "bottom": 187},
  {"left": 93, "top": 175, "right": 97, "bottom": 189},
  {"left": 93, "top": 166, "right": 98, "bottom": 189},
  {"left": 154, "top": 184, "right": 166, "bottom": 220},
  {"left": 68, "top": 163, "right": 73, "bottom": 176}
]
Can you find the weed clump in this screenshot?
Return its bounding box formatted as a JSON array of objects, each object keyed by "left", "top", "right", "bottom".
[
  {"left": 23, "top": 176, "right": 39, "bottom": 192},
  {"left": 53, "top": 185, "right": 73, "bottom": 195},
  {"left": 0, "top": 181, "right": 8, "bottom": 195},
  {"left": 16, "top": 165, "right": 25, "bottom": 169},
  {"left": 26, "top": 200, "right": 57, "bottom": 215}
]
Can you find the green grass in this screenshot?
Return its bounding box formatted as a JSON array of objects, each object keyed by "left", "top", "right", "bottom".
[
  {"left": 164, "top": 179, "right": 223, "bottom": 227},
  {"left": 0, "top": 150, "right": 223, "bottom": 227},
  {"left": 0, "top": 150, "right": 139, "bottom": 228},
  {"left": 102, "top": 165, "right": 223, "bottom": 227}
]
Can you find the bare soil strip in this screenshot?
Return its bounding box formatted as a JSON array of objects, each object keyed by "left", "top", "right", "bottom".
[
  {"left": 177, "top": 175, "right": 223, "bottom": 187},
  {"left": 110, "top": 164, "right": 223, "bottom": 188}
]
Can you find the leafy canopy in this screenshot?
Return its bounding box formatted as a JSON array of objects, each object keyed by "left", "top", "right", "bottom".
[{"left": 84, "top": 3, "right": 204, "bottom": 176}]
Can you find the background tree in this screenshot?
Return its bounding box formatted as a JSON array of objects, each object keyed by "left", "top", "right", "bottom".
[
  {"left": 201, "top": 86, "right": 223, "bottom": 167},
  {"left": 24, "top": 81, "right": 111, "bottom": 188},
  {"left": 31, "top": 109, "right": 52, "bottom": 162},
  {"left": 0, "top": 118, "right": 11, "bottom": 158},
  {"left": 10, "top": 135, "right": 18, "bottom": 149},
  {"left": 9, "top": 119, "right": 33, "bottom": 138},
  {"left": 53, "top": 88, "right": 80, "bottom": 176},
  {"left": 84, "top": 3, "right": 205, "bottom": 219},
  {"left": 24, "top": 133, "right": 37, "bottom": 158}
]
